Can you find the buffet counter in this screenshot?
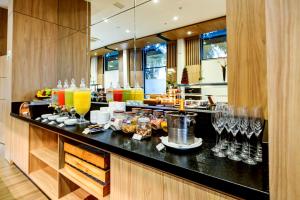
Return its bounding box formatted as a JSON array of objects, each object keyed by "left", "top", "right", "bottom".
[{"left": 9, "top": 102, "right": 269, "bottom": 200}]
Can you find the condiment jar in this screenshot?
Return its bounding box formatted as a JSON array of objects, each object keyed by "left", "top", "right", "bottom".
[
  {"left": 121, "top": 112, "right": 136, "bottom": 134},
  {"left": 142, "top": 109, "right": 152, "bottom": 118},
  {"left": 136, "top": 117, "right": 152, "bottom": 137},
  {"left": 151, "top": 110, "right": 165, "bottom": 130},
  {"left": 131, "top": 108, "right": 142, "bottom": 125},
  {"left": 111, "top": 110, "right": 125, "bottom": 130}
]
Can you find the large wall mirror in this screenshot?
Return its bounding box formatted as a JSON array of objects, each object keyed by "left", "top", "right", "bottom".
[{"left": 89, "top": 0, "right": 227, "bottom": 102}]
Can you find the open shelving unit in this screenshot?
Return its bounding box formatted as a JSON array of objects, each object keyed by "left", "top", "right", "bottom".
[{"left": 28, "top": 125, "right": 110, "bottom": 200}]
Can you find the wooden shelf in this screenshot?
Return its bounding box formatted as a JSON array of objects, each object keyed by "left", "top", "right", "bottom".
[
  {"left": 59, "top": 188, "right": 92, "bottom": 200},
  {"left": 31, "top": 147, "right": 58, "bottom": 170},
  {"left": 59, "top": 165, "right": 109, "bottom": 200},
  {"left": 29, "top": 167, "right": 58, "bottom": 200}
]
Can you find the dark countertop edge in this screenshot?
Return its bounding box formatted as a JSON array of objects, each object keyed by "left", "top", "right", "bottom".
[{"left": 10, "top": 113, "right": 269, "bottom": 200}]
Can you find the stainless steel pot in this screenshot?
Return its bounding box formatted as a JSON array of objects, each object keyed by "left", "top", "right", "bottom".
[{"left": 166, "top": 112, "right": 197, "bottom": 145}]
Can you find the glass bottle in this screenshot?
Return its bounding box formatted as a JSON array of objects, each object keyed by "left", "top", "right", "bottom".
[{"left": 73, "top": 79, "right": 91, "bottom": 124}]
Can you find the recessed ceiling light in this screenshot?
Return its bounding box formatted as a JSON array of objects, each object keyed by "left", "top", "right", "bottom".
[
  {"left": 115, "top": 48, "right": 119, "bottom": 50},
  {"left": 173, "top": 16, "right": 179, "bottom": 21},
  {"left": 125, "top": 29, "right": 130, "bottom": 33},
  {"left": 104, "top": 18, "right": 109, "bottom": 23},
  {"left": 94, "top": 53, "right": 97, "bottom": 56},
  {"left": 153, "top": 0, "right": 159, "bottom": 3},
  {"left": 187, "top": 31, "right": 192, "bottom": 35}
]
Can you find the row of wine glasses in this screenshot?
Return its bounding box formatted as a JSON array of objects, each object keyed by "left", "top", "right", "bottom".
[{"left": 211, "top": 103, "right": 264, "bottom": 165}]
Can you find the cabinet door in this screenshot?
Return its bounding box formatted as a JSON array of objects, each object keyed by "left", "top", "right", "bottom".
[
  {"left": 11, "top": 117, "right": 29, "bottom": 174},
  {"left": 163, "top": 174, "right": 238, "bottom": 200},
  {"left": 110, "top": 154, "right": 164, "bottom": 200}
]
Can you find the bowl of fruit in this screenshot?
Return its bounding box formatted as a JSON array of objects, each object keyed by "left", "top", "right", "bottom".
[{"left": 36, "top": 88, "right": 52, "bottom": 100}]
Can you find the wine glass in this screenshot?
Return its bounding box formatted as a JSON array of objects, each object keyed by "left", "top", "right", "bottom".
[
  {"left": 238, "top": 107, "right": 249, "bottom": 159},
  {"left": 214, "top": 108, "right": 226, "bottom": 158},
  {"left": 228, "top": 107, "right": 241, "bottom": 161},
  {"left": 251, "top": 107, "right": 264, "bottom": 162},
  {"left": 243, "top": 117, "right": 256, "bottom": 165},
  {"left": 224, "top": 105, "right": 234, "bottom": 156},
  {"left": 211, "top": 111, "right": 220, "bottom": 153}
]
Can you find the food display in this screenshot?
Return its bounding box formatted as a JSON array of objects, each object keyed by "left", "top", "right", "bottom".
[
  {"left": 151, "top": 110, "right": 164, "bottom": 130},
  {"left": 110, "top": 110, "right": 126, "bottom": 130},
  {"left": 36, "top": 88, "right": 52, "bottom": 99},
  {"left": 121, "top": 112, "right": 136, "bottom": 134},
  {"left": 136, "top": 117, "right": 152, "bottom": 137}
]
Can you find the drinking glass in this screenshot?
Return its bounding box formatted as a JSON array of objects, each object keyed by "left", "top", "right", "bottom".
[
  {"left": 238, "top": 107, "right": 249, "bottom": 159},
  {"left": 251, "top": 107, "right": 264, "bottom": 162},
  {"left": 228, "top": 107, "right": 241, "bottom": 161},
  {"left": 243, "top": 118, "right": 256, "bottom": 165},
  {"left": 211, "top": 111, "right": 220, "bottom": 152},
  {"left": 224, "top": 105, "right": 234, "bottom": 156},
  {"left": 214, "top": 109, "right": 226, "bottom": 158}
]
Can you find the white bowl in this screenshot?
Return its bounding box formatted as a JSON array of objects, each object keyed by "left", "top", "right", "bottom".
[
  {"left": 56, "top": 116, "right": 69, "bottom": 123},
  {"left": 41, "top": 114, "right": 53, "bottom": 119},
  {"left": 48, "top": 115, "right": 59, "bottom": 121},
  {"left": 64, "top": 119, "right": 77, "bottom": 126}
]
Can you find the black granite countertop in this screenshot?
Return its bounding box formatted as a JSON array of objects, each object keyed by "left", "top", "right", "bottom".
[{"left": 10, "top": 110, "right": 269, "bottom": 200}]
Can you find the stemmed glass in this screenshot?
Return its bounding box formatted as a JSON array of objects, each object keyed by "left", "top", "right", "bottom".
[
  {"left": 238, "top": 107, "right": 249, "bottom": 159},
  {"left": 214, "top": 111, "right": 226, "bottom": 157},
  {"left": 211, "top": 111, "right": 220, "bottom": 153},
  {"left": 251, "top": 107, "right": 264, "bottom": 162},
  {"left": 243, "top": 116, "right": 256, "bottom": 165},
  {"left": 227, "top": 106, "right": 241, "bottom": 161}
]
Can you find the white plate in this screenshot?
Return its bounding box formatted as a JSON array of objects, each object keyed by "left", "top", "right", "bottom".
[
  {"left": 48, "top": 115, "right": 59, "bottom": 121},
  {"left": 56, "top": 116, "right": 69, "bottom": 123},
  {"left": 41, "top": 114, "right": 52, "bottom": 119},
  {"left": 64, "top": 119, "right": 77, "bottom": 126},
  {"left": 160, "top": 136, "right": 202, "bottom": 150}
]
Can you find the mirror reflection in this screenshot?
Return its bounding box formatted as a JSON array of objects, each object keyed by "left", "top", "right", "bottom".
[{"left": 89, "top": 0, "right": 227, "bottom": 104}]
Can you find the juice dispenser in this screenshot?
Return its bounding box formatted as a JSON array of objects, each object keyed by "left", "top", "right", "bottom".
[
  {"left": 51, "top": 80, "right": 62, "bottom": 107},
  {"left": 122, "top": 83, "right": 131, "bottom": 102},
  {"left": 106, "top": 82, "right": 113, "bottom": 102},
  {"left": 65, "top": 78, "right": 76, "bottom": 112},
  {"left": 113, "top": 82, "right": 123, "bottom": 102},
  {"left": 73, "top": 79, "right": 91, "bottom": 124}
]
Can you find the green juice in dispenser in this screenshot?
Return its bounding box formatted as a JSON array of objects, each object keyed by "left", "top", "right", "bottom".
[
  {"left": 65, "top": 79, "right": 76, "bottom": 112},
  {"left": 122, "top": 84, "right": 131, "bottom": 102}
]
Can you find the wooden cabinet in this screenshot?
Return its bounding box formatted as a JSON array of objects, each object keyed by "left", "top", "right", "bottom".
[
  {"left": 110, "top": 154, "right": 238, "bottom": 200},
  {"left": 10, "top": 117, "right": 29, "bottom": 174}
]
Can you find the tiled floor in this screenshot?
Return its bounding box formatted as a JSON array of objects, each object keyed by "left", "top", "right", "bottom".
[{"left": 0, "top": 144, "right": 48, "bottom": 200}]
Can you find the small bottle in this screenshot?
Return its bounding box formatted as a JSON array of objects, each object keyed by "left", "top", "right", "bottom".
[{"left": 51, "top": 80, "right": 63, "bottom": 106}]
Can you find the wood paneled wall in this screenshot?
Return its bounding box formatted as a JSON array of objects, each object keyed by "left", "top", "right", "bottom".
[
  {"left": 266, "top": 0, "right": 300, "bottom": 199},
  {"left": 185, "top": 37, "right": 200, "bottom": 66},
  {"left": 167, "top": 41, "right": 177, "bottom": 69},
  {"left": 11, "top": 0, "right": 90, "bottom": 101},
  {"left": 0, "top": 8, "right": 7, "bottom": 56},
  {"left": 227, "top": 0, "right": 267, "bottom": 118}
]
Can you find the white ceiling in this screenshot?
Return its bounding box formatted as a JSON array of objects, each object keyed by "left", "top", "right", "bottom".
[
  {"left": 0, "top": 0, "right": 8, "bottom": 8},
  {"left": 90, "top": 0, "right": 226, "bottom": 50}
]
